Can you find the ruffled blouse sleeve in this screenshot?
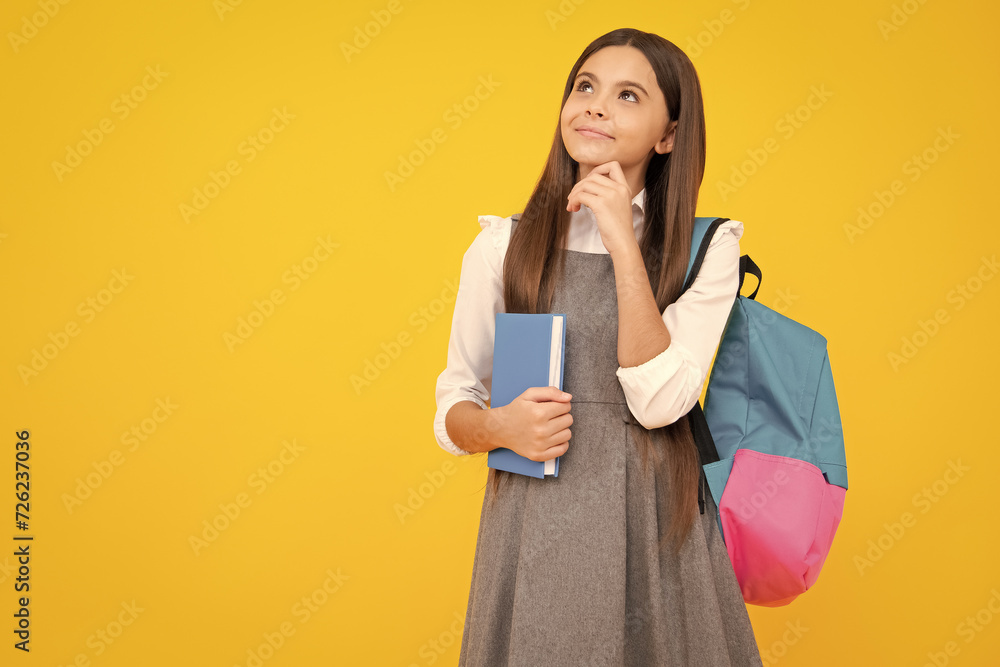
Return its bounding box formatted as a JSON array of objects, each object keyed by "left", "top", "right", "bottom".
[
  {"left": 614, "top": 219, "right": 743, "bottom": 429},
  {"left": 432, "top": 215, "right": 512, "bottom": 455}
]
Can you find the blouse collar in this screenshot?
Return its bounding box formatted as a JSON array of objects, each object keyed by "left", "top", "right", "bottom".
[{"left": 633, "top": 187, "right": 646, "bottom": 216}]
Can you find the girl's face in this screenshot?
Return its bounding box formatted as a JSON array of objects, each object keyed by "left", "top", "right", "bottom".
[{"left": 560, "top": 45, "right": 676, "bottom": 192}]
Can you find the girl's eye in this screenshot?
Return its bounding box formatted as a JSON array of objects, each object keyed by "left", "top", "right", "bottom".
[{"left": 576, "top": 81, "right": 638, "bottom": 103}]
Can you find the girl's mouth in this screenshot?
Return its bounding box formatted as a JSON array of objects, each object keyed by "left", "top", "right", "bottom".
[{"left": 577, "top": 128, "right": 613, "bottom": 140}]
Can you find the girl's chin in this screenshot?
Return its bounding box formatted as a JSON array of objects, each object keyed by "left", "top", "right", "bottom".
[
  {"left": 569, "top": 150, "right": 613, "bottom": 166},
  {"left": 573, "top": 157, "right": 611, "bottom": 174}
]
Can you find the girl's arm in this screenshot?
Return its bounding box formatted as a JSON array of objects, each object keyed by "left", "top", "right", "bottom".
[
  {"left": 433, "top": 216, "right": 506, "bottom": 456},
  {"left": 612, "top": 221, "right": 743, "bottom": 429},
  {"left": 434, "top": 215, "right": 572, "bottom": 460},
  {"left": 611, "top": 242, "right": 673, "bottom": 368},
  {"left": 445, "top": 386, "right": 572, "bottom": 458},
  {"left": 445, "top": 400, "right": 500, "bottom": 454}
]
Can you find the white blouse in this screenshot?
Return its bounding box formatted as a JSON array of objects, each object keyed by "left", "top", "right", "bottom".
[{"left": 433, "top": 187, "right": 743, "bottom": 457}]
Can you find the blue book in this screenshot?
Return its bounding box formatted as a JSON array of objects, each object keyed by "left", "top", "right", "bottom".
[{"left": 487, "top": 313, "right": 567, "bottom": 479}]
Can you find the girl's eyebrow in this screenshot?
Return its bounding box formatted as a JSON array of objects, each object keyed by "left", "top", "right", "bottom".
[{"left": 575, "top": 71, "right": 649, "bottom": 97}]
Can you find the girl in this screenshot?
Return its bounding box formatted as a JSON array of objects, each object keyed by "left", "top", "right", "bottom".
[{"left": 433, "top": 28, "right": 762, "bottom": 666}]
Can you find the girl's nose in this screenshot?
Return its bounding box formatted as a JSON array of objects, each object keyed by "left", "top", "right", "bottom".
[{"left": 586, "top": 93, "right": 608, "bottom": 118}]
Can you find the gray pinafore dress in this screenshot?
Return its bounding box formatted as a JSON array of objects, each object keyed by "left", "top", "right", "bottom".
[{"left": 458, "top": 239, "right": 763, "bottom": 666}]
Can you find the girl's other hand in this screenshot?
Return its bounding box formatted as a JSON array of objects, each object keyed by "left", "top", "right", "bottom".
[
  {"left": 493, "top": 386, "right": 573, "bottom": 462},
  {"left": 565, "top": 161, "right": 636, "bottom": 257}
]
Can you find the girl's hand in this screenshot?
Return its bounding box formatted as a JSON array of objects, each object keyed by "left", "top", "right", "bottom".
[
  {"left": 566, "top": 161, "right": 638, "bottom": 257},
  {"left": 491, "top": 386, "right": 573, "bottom": 462}
]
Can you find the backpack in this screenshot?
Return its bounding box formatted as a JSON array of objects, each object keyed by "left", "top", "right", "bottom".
[{"left": 683, "top": 217, "right": 848, "bottom": 608}]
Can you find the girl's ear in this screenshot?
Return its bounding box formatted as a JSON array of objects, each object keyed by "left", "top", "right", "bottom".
[{"left": 655, "top": 120, "right": 678, "bottom": 155}]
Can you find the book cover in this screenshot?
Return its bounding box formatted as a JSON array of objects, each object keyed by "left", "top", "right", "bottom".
[{"left": 487, "top": 313, "right": 567, "bottom": 479}]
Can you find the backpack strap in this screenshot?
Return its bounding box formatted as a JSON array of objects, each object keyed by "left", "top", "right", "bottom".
[
  {"left": 684, "top": 217, "right": 730, "bottom": 515},
  {"left": 690, "top": 402, "right": 721, "bottom": 515},
  {"left": 739, "top": 255, "right": 762, "bottom": 301},
  {"left": 683, "top": 217, "right": 730, "bottom": 295},
  {"left": 687, "top": 218, "right": 764, "bottom": 302}
]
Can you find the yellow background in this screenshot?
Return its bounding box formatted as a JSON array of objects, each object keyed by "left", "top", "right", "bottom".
[{"left": 2, "top": 0, "right": 998, "bottom": 664}]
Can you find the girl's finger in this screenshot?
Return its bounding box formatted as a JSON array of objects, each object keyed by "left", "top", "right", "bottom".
[
  {"left": 584, "top": 161, "right": 627, "bottom": 187},
  {"left": 603, "top": 161, "right": 628, "bottom": 187},
  {"left": 567, "top": 178, "right": 614, "bottom": 210},
  {"left": 582, "top": 163, "right": 631, "bottom": 206}
]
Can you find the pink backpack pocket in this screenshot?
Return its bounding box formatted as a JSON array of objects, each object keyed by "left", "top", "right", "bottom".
[{"left": 716, "top": 449, "right": 846, "bottom": 607}]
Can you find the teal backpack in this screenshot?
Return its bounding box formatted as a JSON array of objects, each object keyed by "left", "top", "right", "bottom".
[{"left": 684, "top": 217, "right": 848, "bottom": 608}]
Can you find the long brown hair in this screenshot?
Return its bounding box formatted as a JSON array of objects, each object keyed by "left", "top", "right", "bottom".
[{"left": 487, "top": 28, "right": 708, "bottom": 556}]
